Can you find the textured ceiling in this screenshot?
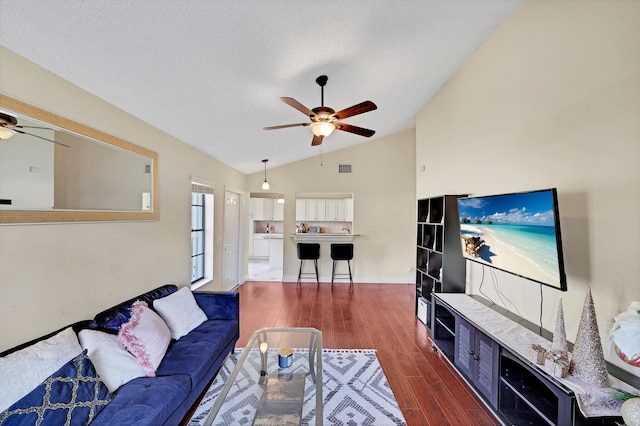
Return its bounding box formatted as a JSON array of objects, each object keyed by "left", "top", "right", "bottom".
[{"left": 0, "top": 0, "right": 521, "bottom": 174}]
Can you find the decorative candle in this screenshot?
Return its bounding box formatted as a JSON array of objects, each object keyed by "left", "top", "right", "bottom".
[
  {"left": 259, "top": 342, "right": 268, "bottom": 376},
  {"left": 278, "top": 347, "right": 293, "bottom": 368}
]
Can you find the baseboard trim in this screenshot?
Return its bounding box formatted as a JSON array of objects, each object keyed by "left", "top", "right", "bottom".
[{"left": 281, "top": 275, "right": 413, "bottom": 284}]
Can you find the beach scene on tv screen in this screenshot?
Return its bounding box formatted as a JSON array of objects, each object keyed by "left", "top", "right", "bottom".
[{"left": 458, "top": 191, "right": 561, "bottom": 288}]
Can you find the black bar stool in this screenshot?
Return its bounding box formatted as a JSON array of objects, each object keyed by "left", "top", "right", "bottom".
[
  {"left": 330, "top": 243, "right": 353, "bottom": 287},
  {"left": 297, "top": 243, "right": 320, "bottom": 287}
]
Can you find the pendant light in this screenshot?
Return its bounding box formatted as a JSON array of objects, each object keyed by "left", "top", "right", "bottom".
[{"left": 261, "top": 159, "right": 270, "bottom": 190}]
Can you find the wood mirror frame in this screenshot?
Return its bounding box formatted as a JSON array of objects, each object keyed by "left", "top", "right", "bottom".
[{"left": 0, "top": 94, "right": 158, "bottom": 224}]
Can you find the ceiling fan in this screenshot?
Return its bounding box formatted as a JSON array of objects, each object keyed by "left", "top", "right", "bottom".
[
  {"left": 0, "top": 112, "right": 70, "bottom": 147},
  {"left": 263, "top": 75, "right": 377, "bottom": 146}
]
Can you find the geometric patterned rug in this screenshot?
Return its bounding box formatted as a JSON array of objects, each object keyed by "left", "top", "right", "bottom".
[{"left": 188, "top": 349, "right": 407, "bottom": 426}]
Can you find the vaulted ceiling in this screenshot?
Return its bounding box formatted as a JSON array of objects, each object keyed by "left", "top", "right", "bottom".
[{"left": 0, "top": 1, "right": 521, "bottom": 174}]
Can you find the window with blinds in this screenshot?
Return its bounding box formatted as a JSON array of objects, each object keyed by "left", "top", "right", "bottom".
[
  {"left": 191, "top": 183, "right": 214, "bottom": 284},
  {"left": 191, "top": 192, "right": 206, "bottom": 283}
]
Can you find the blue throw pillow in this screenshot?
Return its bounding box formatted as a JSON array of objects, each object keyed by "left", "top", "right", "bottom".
[{"left": 0, "top": 350, "right": 111, "bottom": 425}]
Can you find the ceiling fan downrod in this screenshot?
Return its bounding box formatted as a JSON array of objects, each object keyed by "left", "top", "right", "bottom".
[{"left": 316, "top": 75, "right": 328, "bottom": 107}]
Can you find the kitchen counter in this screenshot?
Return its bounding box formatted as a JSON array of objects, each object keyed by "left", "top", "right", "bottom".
[
  {"left": 289, "top": 233, "right": 359, "bottom": 242},
  {"left": 255, "top": 233, "right": 283, "bottom": 239}
]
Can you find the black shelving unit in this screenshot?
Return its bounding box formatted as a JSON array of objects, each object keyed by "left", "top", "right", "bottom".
[
  {"left": 431, "top": 301, "right": 456, "bottom": 361},
  {"left": 415, "top": 195, "right": 466, "bottom": 329},
  {"left": 499, "top": 349, "right": 573, "bottom": 426}
]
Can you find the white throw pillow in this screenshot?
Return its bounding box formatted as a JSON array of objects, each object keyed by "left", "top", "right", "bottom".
[
  {"left": 118, "top": 301, "right": 171, "bottom": 377},
  {"left": 79, "top": 329, "right": 146, "bottom": 393},
  {"left": 153, "top": 287, "right": 207, "bottom": 340},
  {"left": 0, "top": 327, "right": 83, "bottom": 412}
]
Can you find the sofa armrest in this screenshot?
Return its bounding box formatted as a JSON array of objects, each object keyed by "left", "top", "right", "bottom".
[{"left": 194, "top": 291, "right": 239, "bottom": 321}]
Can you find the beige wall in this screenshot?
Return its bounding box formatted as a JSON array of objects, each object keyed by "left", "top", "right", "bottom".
[
  {"left": 0, "top": 47, "right": 247, "bottom": 350},
  {"left": 0, "top": 47, "right": 416, "bottom": 351},
  {"left": 53, "top": 131, "right": 151, "bottom": 211},
  {"left": 416, "top": 1, "right": 640, "bottom": 378},
  {"left": 246, "top": 129, "right": 416, "bottom": 284}
]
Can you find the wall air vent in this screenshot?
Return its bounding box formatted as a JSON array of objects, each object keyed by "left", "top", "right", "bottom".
[
  {"left": 144, "top": 164, "right": 151, "bottom": 174},
  {"left": 338, "top": 164, "right": 352, "bottom": 174}
]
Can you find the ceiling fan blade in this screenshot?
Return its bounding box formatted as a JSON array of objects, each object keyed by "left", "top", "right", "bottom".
[
  {"left": 280, "top": 97, "right": 315, "bottom": 118},
  {"left": 332, "top": 101, "right": 377, "bottom": 120},
  {"left": 263, "top": 123, "right": 309, "bottom": 130},
  {"left": 335, "top": 122, "right": 376, "bottom": 138},
  {"left": 12, "top": 128, "right": 70, "bottom": 147},
  {"left": 15, "top": 125, "right": 54, "bottom": 130},
  {"left": 311, "top": 134, "right": 324, "bottom": 146}
]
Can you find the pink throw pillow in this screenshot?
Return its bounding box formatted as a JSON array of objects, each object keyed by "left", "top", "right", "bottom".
[{"left": 118, "top": 301, "right": 171, "bottom": 377}]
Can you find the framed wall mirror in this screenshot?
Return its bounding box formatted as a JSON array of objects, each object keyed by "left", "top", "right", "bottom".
[{"left": 0, "top": 94, "right": 158, "bottom": 224}]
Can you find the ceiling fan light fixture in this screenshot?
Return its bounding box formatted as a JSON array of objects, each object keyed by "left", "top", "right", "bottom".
[
  {"left": 310, "top": 121, "right": 335, "bottom": 138},
  {"left": 261, "top": 159, "right": 270, "bottom": 190},
  {"left": 0, "top": 127, "right": 16, "bottom": 140},
  {"left": 0, "top": 112, "right": 18, "bottom": 140},
  {"left": 264, "top": 75, "right": 376, "bottom": 146}
]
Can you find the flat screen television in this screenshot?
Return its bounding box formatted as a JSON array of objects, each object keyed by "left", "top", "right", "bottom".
[{"left": 457, "top": 188, "right": 567, "bottom": 291}]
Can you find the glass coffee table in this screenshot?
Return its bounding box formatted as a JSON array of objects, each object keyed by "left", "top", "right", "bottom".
[{"left": 204, "top": 327, "right": 323, "bottom": 426}]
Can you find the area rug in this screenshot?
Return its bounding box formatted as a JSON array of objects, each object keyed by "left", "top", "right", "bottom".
[{"left": 189, "top": 348, "right": 407, "bottom": 426}]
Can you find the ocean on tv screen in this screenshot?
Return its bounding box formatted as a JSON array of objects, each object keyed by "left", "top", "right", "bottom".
[{"left": 458, "top": 190, "right": 562, "bottom": 288}]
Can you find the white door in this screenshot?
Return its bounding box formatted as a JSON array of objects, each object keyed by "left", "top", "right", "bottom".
[{"left": 223, "top": 190, "right": 241, "bottom": 290}]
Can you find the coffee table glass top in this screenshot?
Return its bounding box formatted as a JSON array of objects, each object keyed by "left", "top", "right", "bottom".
[{"left": 204, "top": 327, "right": 323, "bottom": 426}]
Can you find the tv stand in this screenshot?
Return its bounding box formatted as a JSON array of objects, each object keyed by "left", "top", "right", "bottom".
[{"left": 431, "top": 293, "right": 626, "bottom": 426}]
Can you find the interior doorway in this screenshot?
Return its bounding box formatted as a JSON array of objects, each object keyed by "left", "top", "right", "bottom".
[{"left": 248, "top": 193, "right": 284, "bottom": 282}]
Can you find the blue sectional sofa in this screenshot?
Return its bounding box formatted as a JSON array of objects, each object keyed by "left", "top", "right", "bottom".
[{"left": 0, "top": 285, "right": 239, "bottom": 425}]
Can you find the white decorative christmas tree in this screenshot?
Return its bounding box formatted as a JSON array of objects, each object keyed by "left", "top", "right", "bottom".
[
  {"left": 570, "top": 288, "right": 609, "bottom": 387},
  {"left": 552, "top": 299, "right": 568, "bottom": 358}
]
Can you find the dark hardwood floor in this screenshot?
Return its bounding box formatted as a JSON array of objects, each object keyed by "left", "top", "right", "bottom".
[{"left": 234, "top": 281, "right": 499, "bottom": 426}]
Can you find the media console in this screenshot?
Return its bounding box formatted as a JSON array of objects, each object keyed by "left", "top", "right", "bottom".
[{"left": 431, "top": 293, "right": 627, "bottom": 426}]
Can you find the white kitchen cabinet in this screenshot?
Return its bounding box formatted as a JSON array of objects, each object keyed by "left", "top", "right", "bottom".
[
  {"left": 262, "top": 198, "right": 275, "bottom": 220},
  {"left": 274, "top": 200, "right": 284, "bottom": 220},
  {"left": 326, "top": 199, "right": 346, "bottom": 221},
  {"left": 297, "top": 198, "right": 328, "bottom": 221},
  {"left": 268, "top": 237, "right": 283, "bottom": 269},
  {"left": 252, "top": 198, "right": 263, "bottom": 220},
  {"left": 252, "top": 198, "right": 275, "bottom": 221},
  {"left": 295, "top": 199, "right": 306, "bottom": 221},
  {"left": 345, "top": 198, "right": 354, "bottom": 221},
  {"left": 305, "top": 199, "right": 326, "bottom": 221},
  {"left": 252, "top": 235, "right": 269, "bottom": 258},
  {"left": 296, "top": 198, "right": 354, "bottom": 222}
]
